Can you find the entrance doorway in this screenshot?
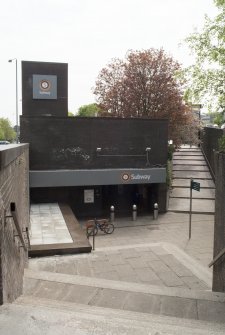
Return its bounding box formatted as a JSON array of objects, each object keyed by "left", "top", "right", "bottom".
[{"left": 102, "top": 184, "right": 158, "bottom": 216}]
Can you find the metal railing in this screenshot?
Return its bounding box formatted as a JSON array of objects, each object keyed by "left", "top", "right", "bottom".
[
  {"left": 200, "top": 144, "right": 215, "bottom": 182},
  {"left": 5, "top": 202, "right": 29, "bottom": 251},
  {"left": 209, "top": 247, "right": 225, "bottom": 268},
  {"left": 24, "top": 227, "right": 31, "bottom": 249}
]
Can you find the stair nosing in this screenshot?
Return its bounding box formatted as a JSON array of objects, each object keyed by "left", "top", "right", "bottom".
[
  {"left": 24, "top": 267, "right": 222, "bottom": 303},
  {"left": 15, "top": 295, "right": 225, "bottom": 333}
]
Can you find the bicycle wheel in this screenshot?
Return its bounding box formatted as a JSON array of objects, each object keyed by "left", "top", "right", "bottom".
[
  {"left": 103, "top": 223, "right": 114, "bottom": 234},
  {"left": 86, "top": 225, "right": 98, "bottom": 237}
]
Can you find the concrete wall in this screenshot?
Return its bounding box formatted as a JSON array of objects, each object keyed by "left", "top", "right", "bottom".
[
  {"left": 0, "top": 144, "right": 29, "bottom": 304},
  {"left": 201, "top": 127, "right": 223, "bottom": 176},
  {"left": 20, "top": 116, "right": 168, "bottom": 170},
  {"left": 213, "top": 152, "right": 225, "bottom": 292}
]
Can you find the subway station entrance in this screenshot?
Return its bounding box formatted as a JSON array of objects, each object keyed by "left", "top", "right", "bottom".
[
  {"left": 101, "top": 184, "right": 159, "bottom": 216},
  {"left": 30, "top": 183, "right": 162, "bottom": 219}
]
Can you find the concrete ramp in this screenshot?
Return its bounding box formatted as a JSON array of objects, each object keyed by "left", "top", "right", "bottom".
[{"left": 29, "top": 203, "right": 91, "bottom": 257}]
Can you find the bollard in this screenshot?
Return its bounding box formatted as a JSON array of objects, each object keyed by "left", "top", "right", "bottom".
[
  {"left": 132, "top": 204, "right": 137, "bottom": 221},
  {"left": 110, "top": 205, "right": 115, "bottom": 222},
  {"left": 153, "top": 203, "right": 158, "bottom": 220}
]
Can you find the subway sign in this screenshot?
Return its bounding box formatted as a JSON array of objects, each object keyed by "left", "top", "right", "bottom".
[
  {"left": 30, "top": 168, "right": 166, "bottom": 188},
  {"left": 33, "top": 74, "right": 57, "bottom": 100},
  {"left": 121, "top": 172, "right": 151, "bottom": 182}
]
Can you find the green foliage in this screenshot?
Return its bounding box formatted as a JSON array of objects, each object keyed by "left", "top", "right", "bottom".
[
  {"left": 218, "top": 134, "right": 225, "bottom": 152},
  {"left": 168, "top": 144, "right": 175, "bottom": 161},
  {"left": 184, "top": 1, "right": 225, "bottom": 113},
  {"left": 210, "top": 111, "right": 225, "bottom": 126},
  {"left": 0, "top": 118, "right": 16, "bottom": 142},
  {"left": 166, "top": 160, "right": 173, "bottom": 188},
  {"left": 77, "top": 103, "right": 102, "bottom": 117},
  {"left": 68, "top": 111, "right": 75, "bottom": 117}
]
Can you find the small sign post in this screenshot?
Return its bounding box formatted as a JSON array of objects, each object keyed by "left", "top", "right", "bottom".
[{"left": 189, "top": 179, "right": 200, "bottom": 239}]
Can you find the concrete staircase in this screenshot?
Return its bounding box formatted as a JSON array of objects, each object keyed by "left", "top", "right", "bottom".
[
  {"left": 0, "top": 266, "right": 223, "bottom": 335},
  {"left": 1, "top": 295, "right": 225, "bottom": 335},
  {"left": 168, "top": 147, "right": 215, "bottom": 214},
  {"left": 1, "top": 247, "right": 225, "bottom": 334}
]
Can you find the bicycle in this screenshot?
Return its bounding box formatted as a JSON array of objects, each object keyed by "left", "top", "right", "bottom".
[{"left": 86, "top": 218, "right": 114, "bottom": 237}]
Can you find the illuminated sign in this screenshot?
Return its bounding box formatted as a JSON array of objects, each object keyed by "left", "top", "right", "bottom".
[
  {"left": 121, "top": 172, "right": 151, "bottom": 182},
  {"left": 33, "top": 74, "right": 57, "bottom": 99}
]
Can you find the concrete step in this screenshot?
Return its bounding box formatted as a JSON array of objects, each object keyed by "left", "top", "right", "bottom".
[
  {"left": 173, "top": 156, "right": 205, "bottom": 160},
  {"left": 173, "top": 153, "right": 204, "bottom": 157},
  {"left": 168, "top": 198, "right": 215, "bottom": 214},
  {"left": 23, "top": 269, "right": 225, "bottom": 324},
  {"left": 173, "top": 160, "right": 207, "bottom": 165},
  {"left": 173, "top": 165, "right": 209, "bottom": 172},
  {"left": 172, "top": 178, "right": 215, "bottom": 188},
  {"left": 3, "top": 295, "right": 222, "bottom": 335},
  {"left": 173, "top": 171, "right": 212, "bottom": 179},
  {"left": 170, "top": 187, "right": 215, "bottom": 199}
]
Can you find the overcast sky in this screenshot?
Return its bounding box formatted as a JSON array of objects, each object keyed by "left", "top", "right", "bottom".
[{"left": 0, "top": 0, "right": 218, "bottom": 125}]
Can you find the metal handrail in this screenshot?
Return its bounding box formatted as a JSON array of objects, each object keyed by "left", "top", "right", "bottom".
[
  {"left": 200, "top": 144, "right": 215, "bottom": 182},
  {"left": 5, "top": 202, "right": 28, "bottom": 251},
  {"left": 209, "top": 247, "right": 225, "bottom": 268},
  {"left": 24, "top": 227, "right": 31, "bottom": 249}
]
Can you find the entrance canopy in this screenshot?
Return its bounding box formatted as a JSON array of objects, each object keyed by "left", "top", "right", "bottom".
[{"left": 30, "top": 168, "right": 166, "bottom": 188}]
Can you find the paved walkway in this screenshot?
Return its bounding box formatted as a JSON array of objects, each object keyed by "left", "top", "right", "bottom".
[
  {"left": 28, "top": 241, "right": 211, "bottom": 290},
  {"left": 29, "top": 211, "right": 214, "bottom": 291},
  {"left": 81, "top": 212, "right": 214, "bottom": 268}
]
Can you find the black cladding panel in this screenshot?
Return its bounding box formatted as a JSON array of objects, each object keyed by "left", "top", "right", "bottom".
[
  {"left": 22, "top": 61, "right": 68, "bottom": 117},
  {"left": 20, "top": 116, "right": 168, "bottom": 170}
]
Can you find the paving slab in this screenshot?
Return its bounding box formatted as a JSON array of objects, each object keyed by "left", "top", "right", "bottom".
[
  {"left": 173, "top": 171, "right": 212, "bottom": 179},
  {"left": 173, "top": 155, "right": 205, "bottom": 160},
  {"left": 168, "top": 198, "right": 215, "bottom": 213},
  {"left": 76, "top": 259, "right": 93, "bottom": 276},
  {"left": 170, "top": 187, "right": 215, "bottom": 199},
  {"left": 148, "top": 260, "right": 171, "bottom": 273},
  {"left": 61, "top": 284, "right": 99, "bottom": 304},
  {"left": 55, "top": 260, "right": 77, "bottom": 275},
  {"left": 181, "top": 276, "right": 209, "bottom": 290},
  {"left": 160, "top": 296, "right": 197, "bottom": 319},
  {"left": 124, "top": 292, "right": 161, "bottom": 314},
  {"left": 172, "top": 178, "right": 215, "bottom": 188},
  {"left": 30, "top": 203, "right": 73, "bottom": 245},
  {"left": 173, "top": 153, "right": 204, "bottom": 157},
  {"left": 173, "top": 160, "right": 207, "bottom": 165},
  {"left": 29, "top": 203, "right": 91, "bottom": 257},
  {"left": 173, "top": 165, "right": 209, "bottom": 171},
  {"left": 197, "top": 300, "right": 225, "bottom": 323},
  {"left": 90, "top": 288, "right": 129, "bottom": 309},
  {"left": 157, "top": 271, "right": 185, "bottom": 287},
  {"left": 136, "top": 268, "right": 162, "bottom": 283},
  {"left": 127, "top": 257, "right": 149, "bottom": 269}
]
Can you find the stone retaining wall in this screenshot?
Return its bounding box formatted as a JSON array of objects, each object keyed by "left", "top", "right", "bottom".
[{"left": 0, "top": 144, "right": 29, "bottom": 304}]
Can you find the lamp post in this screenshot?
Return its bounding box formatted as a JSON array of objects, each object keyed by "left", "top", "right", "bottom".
[{"left": 8, "top": 58, "right": 19, "bottom": 143}]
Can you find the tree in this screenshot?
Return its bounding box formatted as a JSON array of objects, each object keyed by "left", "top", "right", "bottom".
[
  {"left": 77, "top": 103, "right": 103, "bottom": 117},
  {"left": 184, "top": 0, "right": 225, "bottom": 114},
  {"left": 94, "top": 49, "right": 197, "bottom": 146},
  {"left": 68, "top": 111, "right": 75, "bottom": 117},
  {"left": 0, "top": 118, "right": 16, "bottom": 142}
]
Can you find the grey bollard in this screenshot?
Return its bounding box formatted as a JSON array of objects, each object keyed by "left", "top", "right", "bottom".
[
  {"left": 110, "top": 205, "right": 115, "bottom": 222},
  {"left": 132, "top": 204, "right": 137, "bottom": 221},
  {"left": 153, "top": 203, "right": 158, "bottom": 220}
]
